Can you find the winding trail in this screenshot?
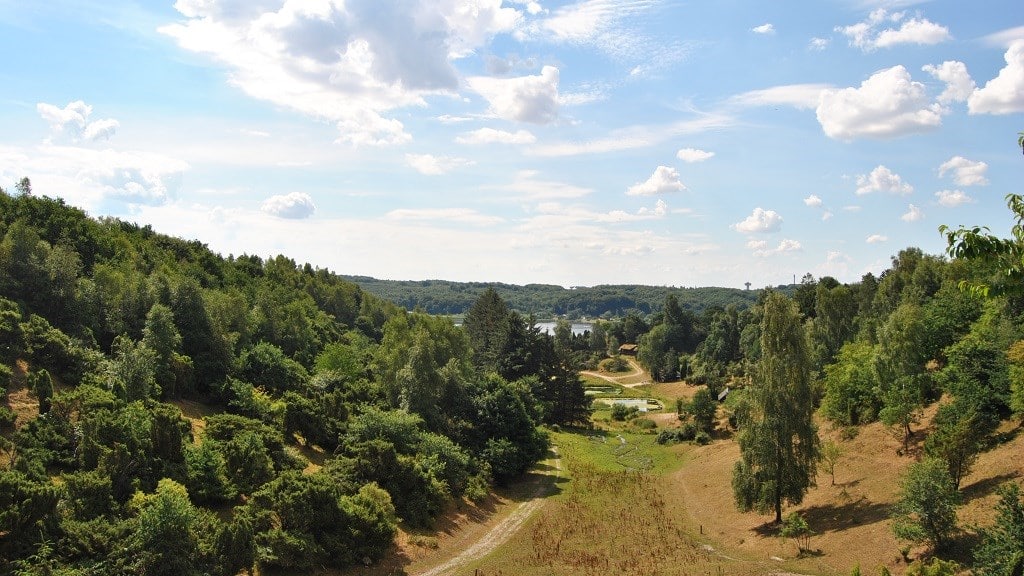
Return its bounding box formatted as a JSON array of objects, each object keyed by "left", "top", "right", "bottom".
[
  {"left": 413, "top": 447, "right": 562, "bottom": 576},
  {"left": 580, "top": 357, "right": 649, "bottom": 388}
]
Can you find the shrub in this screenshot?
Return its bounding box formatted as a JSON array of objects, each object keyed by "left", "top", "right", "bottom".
[
  {"left": 693, "top": 431, "right": 712, "bottom": 445},
  {"left": 610, "top": 403, "right": 639, "bottom": 421},
  {"left": 655, "top": 423, "right": 696, "bottom": 445},
  {"left": 0, "top": 406, "right": 15, "bottom": 430},
  {"left": 634, "top": 418, "right": 656, "bottom": 430}
]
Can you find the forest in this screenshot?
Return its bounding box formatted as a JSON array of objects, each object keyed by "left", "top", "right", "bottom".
[
  {"left": 3, "top": 182, "right": 1024, "bottom": 576},
  {"left": 342, "top": 275, "right": 763, "bottom": 318}
]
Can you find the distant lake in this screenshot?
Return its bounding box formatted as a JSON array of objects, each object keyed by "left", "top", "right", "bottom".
[{"left": 535, "top": 321, "right": 594, "bottom": 336}]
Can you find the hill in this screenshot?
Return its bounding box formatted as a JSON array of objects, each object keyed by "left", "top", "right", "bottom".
[{"left": 342, "top": 276, "right": 767, "bottom": 318}]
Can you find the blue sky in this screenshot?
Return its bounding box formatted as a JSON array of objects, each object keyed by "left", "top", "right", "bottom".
[{"left": 1, "top": 0, "right": 1022, "bottom": 289}]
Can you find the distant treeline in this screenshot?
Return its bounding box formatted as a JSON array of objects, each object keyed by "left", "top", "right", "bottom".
[{"left": 342, "top": 276, "right": 777, "bottom": 318}]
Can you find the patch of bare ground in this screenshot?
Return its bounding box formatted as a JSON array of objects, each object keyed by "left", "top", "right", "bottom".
[
  {"left": 674, "top": 404, "right": 1024, "bottom": 575},
  {"left": 6, "top": 360, "right": 38, "bottom": 428}
]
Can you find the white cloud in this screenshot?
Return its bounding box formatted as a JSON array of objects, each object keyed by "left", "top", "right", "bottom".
[
  {"left": 261, "top": 192, "right": 316, "bottom": 219},
  {"left": 866, "top": 234, "right": 888, "bottom": 244},
  {"left": 938, "top": 156, "right": 989, "bottom": 186},
  {"left": 160, "top": 0, "right": 522, "bottom": 145},
  {"left": 968, "top": 40, "right": 1024, "bottom": 115},
  {"left": 405, "top": 153, "right": 474, "bottom": 175},
  {"left": 752, "top": 23, "right": 774, "bottom": 35},
  {"left": 491, "top": 170, "right": 593, "bottom": 200},
  {"left": 803, "top": 194, "right": 823, "bottom": 207},
  {"left": 676, "top": 148, "right": 715, "bottom": 163},
  {"left": 922, "top": 61, "right": 976, "bottom": 104},
  {"left": 626, "top": 166, "right": 685, "bottom": 196},
  {"left": 455, "top": 127, "right": 537, "bottom": 145},
  {"left": 467, "top": 66, "right": 560, "bottom": 124},
  {"left": 901, "top": 204, "right": 923, "bottom": 222},
  {"left": 836, "top": 9, "right": 950, "bottom": 52},
  {"left": 855, "top": 165, "right": 913, "bottom": 195},
  {"left": 935, "top": 189, "right": 974, "bottom": 207},
  {"left": 821, "top": 210, "right": 834, "bottom": 221},
  {"left": 530, "top": 114, "right": 734, "bottom": 157},
  {"left": 817, "top": 66, "right": 942, "bottom": 140},
  {"left": 809, "top": 37, "right": 830, "bottom": 50},
  {"left": 36, "top": 101, "right": 120, "bottom": 143},
  {"left": 732, "top": 84, "right": 829, "bottom": 110},
  {"left": 732, "top": 207, "right": 783, "bottom": 234},
  {"left": 750, "top": 238, "right": 801, "bottom": 257},
  {"left": 385, "top": 207, "right": 503, "bottom": 226},
  {"left": 982, "top": 26, "right": 1024, "bottom": 48}
]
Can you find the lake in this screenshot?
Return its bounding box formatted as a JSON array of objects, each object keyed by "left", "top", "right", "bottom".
[{"left": 534, "top": 321, "right": 594, "bottom": 336}]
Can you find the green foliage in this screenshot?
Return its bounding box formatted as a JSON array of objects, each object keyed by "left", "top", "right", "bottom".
[
  {"left": 610, "top": 402, "right": 639, "bottom": 421},
  {"left": 821, "top": 341, "right": 880, "bottom": 426},
  {"left": 904, "top": 557, "right": 961, "bottom": 576},
  {"left": 733, "top": 292, "right": 819, "bottom": 523},
  {"left": 891, "top": 457, "right": 960, "bottom": 550},
  {"left": 924, "top": 403, "right": 985, "bottom": 490},
  {"left": 779, "top": 511, "right": 814, "bottom": 553},
  {"left": 127, "top": 478, "right": 203, "bottom": 576},
  {"left": 973, "top": 482, "right": 1024, "bottom": 576},
  {"left": 237, "top": 341, "right": 309, "bottom": 395},
  {"left": 656, "top": 423, "right": 696, "bottom": 445},
  {"left": 185, "top": 441, "right": 237, "bottom": 505},
  {"left": 688, "top": 387, "right": 717, "bottom": 434}
]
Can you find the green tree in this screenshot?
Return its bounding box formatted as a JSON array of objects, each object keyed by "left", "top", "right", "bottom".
[
  {"left": 128, "top": 478, "right": 202, "bottom": 576},
  {"left": 821, "top": 440, "right": 842, "bottom": 486},
  {"left": 875, "top": 303, "right": 931, "bottom": 453},
  {"left": 779, "top": 511, "right": 814, "bottom": 554},
  {"left": 29, "top": 368, "right": 53, "bottom": 415},
  {"left": 732, "top": 292, "right": 819, "bottom": 523},
  {"left": 973, "top": 482, "right": 1024, "bottom": 576},
  {"left": 689, "top": 387, "right": 717, "bottom": 434},
  {"left": 143, "top": 303, "right": 190, "bottom": 397},
  {"left": 821, "top": 341, "right": 880, "bottom": 425},
  {"left": 106, "top": 334, "right": 159, "bottom": 402},
  {"left": 924, "top": 403, "right": 984, "bottom": 490},
  {"left": 891, "top": 457, "right": 959, "bottom": 551}
]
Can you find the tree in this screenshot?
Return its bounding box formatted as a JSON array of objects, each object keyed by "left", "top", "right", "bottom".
[
  {"left": 128, "top": 478, "right": 201, "bottom": 576},
  {"left": 875, "top": 303, "right": 931, "bottom": 453},
  {"left": 924, "top": 403, "right": 984, "bottom": 490},
  {"left": 891, "top": 457, "right": 959, "bottom": 551},
  {"left": 462, "top": 287, "right": 512, "bottom": 372},
  {"left": 779, "top": 511, "right": 814, "bottom": 555},
  {"left": 143, "top": 303, "right": 190, "bottom": 397},
  {"left": 973, "top": 482, "right": 1024, "bottom": 576},
  {"left": 732, "top": 291, "right": 820, "bottom": 523},
  {"left": 821, "top": 341, "right": 880, "bottom": 426},
  {"left": 821, "top": 440, "right": 842, "bottom": 486},
  {"left": 689, "top": 387, "right": 717, "bottom": 434}
]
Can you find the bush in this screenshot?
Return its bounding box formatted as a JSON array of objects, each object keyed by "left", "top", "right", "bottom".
[
  {"left": 655, "top": 423, "right": 696, "bottom": 445},
  {"left": 603, "top": 355, "right": 630, "bottom": 373},
  {"left": 610, "top": 403, "right": 639, "bottom": 421},
  {"left": 693, "top": 431, "right": 712, "bottom": 445},
  {"left": 634, "top": 418, "right": 656, "bottom": 430},
  {"left": 0, "top": 406, "right": 15, "bottom": 429}
]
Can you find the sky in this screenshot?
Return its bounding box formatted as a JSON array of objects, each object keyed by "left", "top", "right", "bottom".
[{"left": 1, "top": 1, "right": 1022, "bottom": 289}]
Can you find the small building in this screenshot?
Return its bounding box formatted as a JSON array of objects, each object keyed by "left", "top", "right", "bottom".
[
  {"left": 618, "top": 343, "right": 638, "bottom": 356},
  {"left": 717, "top": 386, "right": 730, "bottom": 402}
]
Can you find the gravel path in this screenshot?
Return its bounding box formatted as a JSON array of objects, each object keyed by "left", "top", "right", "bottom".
[{"left": 413, "top": 447, "right": 561, "bottom": 576}]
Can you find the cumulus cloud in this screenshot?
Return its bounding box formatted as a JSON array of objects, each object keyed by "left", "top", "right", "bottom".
[
  {"left": 261, "top": 192, "right": 316, "bottom": 219},
  {"left": 855, "top": 165, "right": 913, "bottom": 195},
  {"left": 803, "top": 194, "right": 823, "bottom": 207},
  {"left": 455, "top": 127, "right": 536, "bottom": 145},
  {"left": 160, "top": 0, "right": 521, "bottom": 145},
  {"left": 37, "top": 101, "right": 120, "bottom": 144},
  {"left": 626, "top": 166, "right": 685, "bottom": 196},
  {"left": 732, "top": 207, "right": 783, "bottom": 234},
  {"left": 866, "top": 234, "right": 888, "bottom": 244},
  {"left": 817, "top": 66, "right": 942, "bottom": 139},
  {"left": 676, "top": 148, "right": 715, "bottom": 163},
  {"left": 405, "top": 153, "right": 474, "bottom": 175},
  {"left": 836, "top": 9, "right": 950, "bottom": 52},
  {"left": 752, "top": 23, "right": 774, "bottom": 35},
  {"left": 938, "top": 156, "right": 989, "bottom": 186},
  {"left": 935, "top": 189, "right": 974, "bottom": 207},
  {"left": 468, "top": 66, "right": 560, "bottom": 124},
  {"left": 968, "top": 40, "right": 1024, "bottom": 115},
  {"left": 750, "top": 238, "right": 801, "bottom": 257},
  {"left": 922, "top": 61, "right": 976, "bottom": 105},
  {"left": 902, "top": 204, "right": 924, "bottom": 222}
]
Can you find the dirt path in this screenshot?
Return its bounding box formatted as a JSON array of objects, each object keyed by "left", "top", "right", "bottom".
[
  {"left": 580, "top": 358, "right": 649, "bottom": 388},
  {"left": 413, "top": 447, "right": 562, "bottom": 576}
]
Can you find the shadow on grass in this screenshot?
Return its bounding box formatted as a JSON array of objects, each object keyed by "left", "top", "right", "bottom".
[
  {"left": 961, "top": 471, "right": 1021, "bottom": 504},
  {"left": 753, "top": 497, "right": 892, "bottom": 536}
]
